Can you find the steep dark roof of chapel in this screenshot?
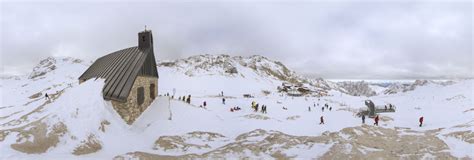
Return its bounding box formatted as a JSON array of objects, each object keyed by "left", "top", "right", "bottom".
[{"left": 79, "top": 46, "right": 158, "bottom": 102}]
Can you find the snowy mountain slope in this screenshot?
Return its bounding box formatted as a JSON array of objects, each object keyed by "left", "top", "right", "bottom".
[
  {"left": 332, "top": 79, "right": 459, "bottom": 97},
  {"left": 1, "top": 56, "right": 473, "bottom": 159},
  {"left": 157, "top": 54, "right": 332, "bottom": 97}
]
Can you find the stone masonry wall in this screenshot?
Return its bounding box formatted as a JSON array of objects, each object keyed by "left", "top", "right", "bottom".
[{"left": 111, "top": 76, "right": 158, "bottom": 125}]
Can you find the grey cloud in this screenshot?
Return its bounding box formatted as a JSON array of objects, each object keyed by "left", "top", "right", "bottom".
[{"left": 1, "top": 1, "right": 472, "bottom": 79}]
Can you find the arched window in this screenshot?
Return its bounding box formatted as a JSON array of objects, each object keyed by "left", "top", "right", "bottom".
[
  {"left": 150, "top": 84, "right": 155, "bottom": 99},
  {"left": 137, "top": 87, "right": 144, "bottom": 105}
]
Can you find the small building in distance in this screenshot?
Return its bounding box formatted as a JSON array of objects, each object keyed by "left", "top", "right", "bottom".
[{"left": 78, "top": 30, "right": 159, "bottom": 125}]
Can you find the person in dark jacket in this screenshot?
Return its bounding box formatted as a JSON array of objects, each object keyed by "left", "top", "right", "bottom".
[
  {"left": 186, "top": 95, "right": 191, "bottom": 104},
  {"left": 203, "top": 101, "right": 207, "bottom": 107},
  {"left": 45, "top": 93, "right": 50, "bottom": 100},
  {"left": 319, "top": 116, "right": 324, "bottom": 124},
  {"left": 362, "top": 114, "right": 366, "bottom": 124},
  {"left": 419, "top": 116, "right": 424, "bottom": 127},
  {"left": 222, "top": 98, "right": 226, "bottom": 105},
  {"left": 374, "top": 115, "right": 379, "bottom": 126}
]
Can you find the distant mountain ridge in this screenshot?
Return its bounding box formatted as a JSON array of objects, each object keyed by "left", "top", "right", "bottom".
[{"left": 20, "top": 55, "right": 457, "bottom": 97}]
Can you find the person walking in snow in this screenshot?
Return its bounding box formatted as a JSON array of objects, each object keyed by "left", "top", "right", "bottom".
[
  {"left": 44, "top": 93, "right": 50, "bottom": 101},
  {"left": 186, "top": 95, "right": 191, "bottom": 104},
  {"left": 308, "top": 106, "right": 311, "bottom": 112},
  {"left": 321, "top": 107, "right": 324, "bottom": 112},
  {"left": 374, "top": 115, "right": 379, "bottom": 126},
  {"left": 263, "top": 105, "right": 267, "bottom": 113},
  {"left": 320, "top": 116, "right": 324, "bottom": 124},
  {"left": 221, "top": 91, "right": 224, "bottom": 96},
  {"left": 329, "top": 107, "right": 332, "bottom": 111},
  {"left": 203, "top": 101, "right": 207, "bottom": 107},
  {"left": 255, "top": 104, "right": 259, "bottom": 112},
  {"left": 362, "top": 114, "right": 366, "bottom": 124},
  {"left": 222, "top": 98, "right": 226, "bottom": 105},
  {"left": 419, "top": 116, "right": 424, "bottom": 127}
]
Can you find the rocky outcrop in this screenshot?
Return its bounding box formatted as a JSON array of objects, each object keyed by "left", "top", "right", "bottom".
[
  {"left": 336, "top": 81, "right": 377, "bottom": 97},
  {"left": 29, "top": 57, "right": 57, "bottom": 79},
  {"left": 116, "top": 126, "right": 457, "bottom": 159},
  {"left": 383, "top": 80, "right": 429, "bottom": 95}
]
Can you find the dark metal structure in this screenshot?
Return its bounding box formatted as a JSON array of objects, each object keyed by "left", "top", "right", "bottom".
[
  {"left": 79, "top": 30, "right": 159, "bottom": 102},
  {"left": 365, "top": 100, "right": 376, "bottom": 117}
]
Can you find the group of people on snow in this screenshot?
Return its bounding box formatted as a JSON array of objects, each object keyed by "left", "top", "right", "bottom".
[
  {"left": 250, "top": 101, "right": 268, "bottom": 114},
  {"left": 321, "top": 103, "right": 332, "bottom": 112},
  {"left": 358, "top": 114, "right": 423, "bottom": 127},
  {"left": 178, "top": 95, "right": 191, "bottom": 104},
  {"left": 230, "top": 106, "right": 241, "bottom": 112}
]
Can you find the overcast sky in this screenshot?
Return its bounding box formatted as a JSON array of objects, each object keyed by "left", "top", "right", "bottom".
[{"left": 1, "top": 0, "right": 472, "bottom": 79}]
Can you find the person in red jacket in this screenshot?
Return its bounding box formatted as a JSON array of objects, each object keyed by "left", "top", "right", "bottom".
[
  {"left": 419, "top": 116, "right": 424, "bottom": 127},
  {"left": 319, "top": 116, "right": 325, "bottom": 125},
  {"left": 374, "top": 115, "right": 379, "bottom": 126}
]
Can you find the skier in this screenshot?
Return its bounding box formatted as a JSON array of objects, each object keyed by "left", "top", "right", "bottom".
[
  {"left": 374, "top": 115, "right": 379, "bottom": 126},
  {"left": 221, "top": 91, "right": 224, "bottom": 96},
  {"left": 263, "top": 105, "right": 267, "bottom": 113},
  {"left": 321, "top": 107, "right": 324, "bottom": 112},
  {"left": 308, "top": 106, "right": 311, "bottom": 112},
  {"left": 419, "top": 116, "right": 424, "bottom": 127},
  {"left": 203, "top": 101, "right": 207, "bottom": 107},
  {"left": 362, "top": 114, "right": 366, "bottom": 124},
  {"left": 222, "top": 98, "right": 226, "bottom": 105},
  {"left": 329, "top": 107, "right": 332, "bottom": 111},
  {"left": 44, "top": 93, "right": 50, "bottom": 101},
  {"left": 313, "top": 103, "right": 316, "bottom": 107},
  {"left": 255, "top": 104, "right": 259, "bottom": 112},
  {"left": 319, "top": 116, "right": 324, "bottom": 124}
]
